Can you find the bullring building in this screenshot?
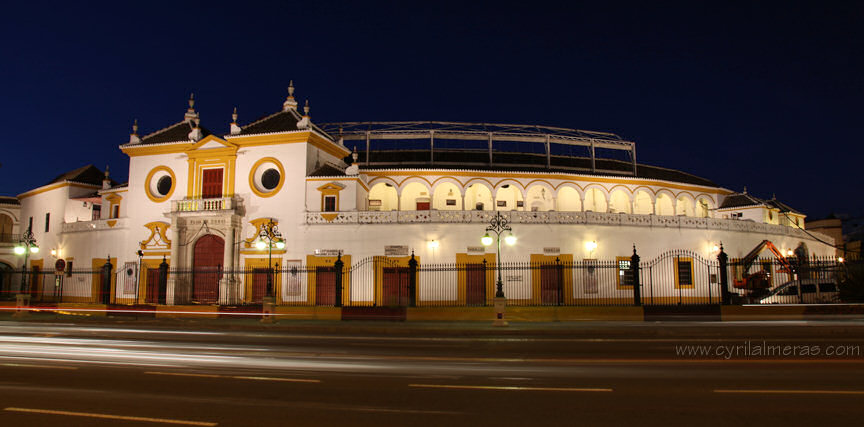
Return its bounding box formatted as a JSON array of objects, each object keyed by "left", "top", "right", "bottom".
[{"left": 1, "top": 84, "right": 834, "bottom": 306}]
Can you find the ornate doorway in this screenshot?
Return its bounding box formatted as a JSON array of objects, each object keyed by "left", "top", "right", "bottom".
[{"left": 193, "top": 234, "right": 224, "bottom": 304}]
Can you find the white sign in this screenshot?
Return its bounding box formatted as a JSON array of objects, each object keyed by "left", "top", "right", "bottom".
[
  {"left": 543, "top": 247, "right": 560, "bottom": 255},
  {"left": 385, "top": 245, "right": 409, "bottom": 256},
  {"left": 314, "top": 249, "right": 342, "bottom": 257},
  {"left": 467, "top": 246, "right": 486, "bottom": 254}
]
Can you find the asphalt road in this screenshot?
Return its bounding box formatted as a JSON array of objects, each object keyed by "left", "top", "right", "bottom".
[{"left": 1, "top": 320, "right": 864, "bottom": 426}]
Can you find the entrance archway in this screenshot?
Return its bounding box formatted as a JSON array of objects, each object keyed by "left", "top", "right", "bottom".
[{"left": 193, "top": 234, "right": 224, "bottom": 304}]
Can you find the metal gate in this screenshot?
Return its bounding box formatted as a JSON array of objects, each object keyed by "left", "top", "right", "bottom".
[{"left": 640, "top": 249, "right": 720, "bottom": 305}]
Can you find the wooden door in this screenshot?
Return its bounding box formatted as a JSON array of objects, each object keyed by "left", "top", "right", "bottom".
[
  {"left": 382, "top": 267, "right": 408, "bottom": 306},
  {"left": 316, "top": 267, "right": 336, "bottom": 306},
  {"left": 193, "top": 235, "right": 224, "bottom": 304},
  {"left": 251, "top": 268, "right": 269, "bottom": 303},
  {"left": 540, "top": 265, "right": 561, "bottom": 305},
  {"left": 145, "top": 268, "right": 161, "bottom": 304},
  {"left": 465, "top": 263, "right": 486, "bottom": 306},
  {"left": 202, "top": 169, "right": 223, "bottom": 199},
  {"left": 416, "top": 201, "right": 430, "bottom": 210}
]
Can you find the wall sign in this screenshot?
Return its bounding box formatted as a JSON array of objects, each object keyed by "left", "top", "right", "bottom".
[
  {"left": 543, "top": 247, "right": 560, "bottom": 255},
  {"left": 314, "top": 249, "right": 343, "bottom": 257},
  {"left": 467, "top": 246, "right": 486, "bottom": 255},
  {"left": 385, "top": 245, "right": 409, "bottom": 256}
]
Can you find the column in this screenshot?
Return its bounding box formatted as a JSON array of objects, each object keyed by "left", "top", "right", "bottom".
[
  {"left": 166, "top": 220, "right": 181, "bottom": 305},
  {"left": 219, "top": 224, "right": 235, "bottom": 305}
]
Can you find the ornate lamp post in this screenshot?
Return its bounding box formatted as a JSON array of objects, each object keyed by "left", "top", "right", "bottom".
[
  {"left": 254, "top": 219, "right": 285, "bottom": 299},
  {"left": 481, "top": 211, "right": 515, "bottom": 326},
  {"left": 13, "top": 225, "right": 39, "bottom": 294}
]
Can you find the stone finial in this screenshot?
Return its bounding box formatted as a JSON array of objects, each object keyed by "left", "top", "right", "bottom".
[
  {"left": 296, "top": 99, "right": 311, "bottom": 129},
  {"left": 742, "top": 186, "right": 748, "bottom": 194},
  {"left": 303, "top": 99, "right": 310, "bottom": 116},
  {"left": 128, "top": 119, "right": 141, "bottom": 144},
  {"left": 184, "top": 93, "right": 199, "bottom": 122},
  {"left": 352, "top": 145, "right": 358, "bottom": 162},
  {"left": 188, "top": 118, "right": 203, "bottom": 142},
  {"left": 102, "top": 165, "right": 111, "bottom": 189},
  {"left": 283, "top": 81, "right": 298, "bottom": 111},
  {"left": 230, "top": 107, "right": 242, "bottom": 135}
]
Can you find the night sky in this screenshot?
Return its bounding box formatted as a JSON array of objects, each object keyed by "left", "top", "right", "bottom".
[{"left": 2, "top": 1, "right": 862, "bottom": 219}]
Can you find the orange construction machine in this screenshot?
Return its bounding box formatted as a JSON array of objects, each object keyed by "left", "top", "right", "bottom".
[{"left": 732, "top": 240, "right": 796, "bottom": 290}]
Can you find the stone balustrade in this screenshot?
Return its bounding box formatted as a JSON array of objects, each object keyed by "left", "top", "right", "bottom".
[
  {"left": 172, "top": 197, "right": 237, "bottom": 213},
  {"left": 305, "top": 210, "right": 829, "bottom": 241},
  {"left": 61, "top": 218, "right": 127, "bottom": 233}
]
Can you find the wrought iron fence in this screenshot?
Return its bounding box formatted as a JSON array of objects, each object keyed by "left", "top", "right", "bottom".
[{"left": 2, "top": 253, "right": 854, "bottom": 307}]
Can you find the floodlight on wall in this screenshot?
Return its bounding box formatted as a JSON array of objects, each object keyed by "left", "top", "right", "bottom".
[
  {"left": 585, "top": 241, "right": 598, "bottom": 252},
  {"left": 786, "top": 249, "right": 794, "bottom": 257},
  {"left": 427, "top": 240, "right": 439, "bottom": 249},
  {"left": 712, "top": 245, "right": 720, "bottom": 253},
  {"left": 50, "top": 249, "right": 57, "bottom": 257},
  {"left": 838, "top": 257, "right": 845, "bottom": 263}
]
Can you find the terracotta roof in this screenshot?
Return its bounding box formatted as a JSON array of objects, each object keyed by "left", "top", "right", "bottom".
[
  {"left": 718, "top": 193, "right": 765, "bottom": 209},
  {"left": 47, "top": 165, "right": 114, "bottom": 187},
  {"left": 309, "top": 164, "right": 346, "bottom": 177},
  {"left": 239, "top": 109, "right": 331, "bottom": 137},
  {"left": 140, "top": 120, "right": 212, "bottom": 145},
  {"left": 766, "top": 198, "right": 803, "bottom": 215}
]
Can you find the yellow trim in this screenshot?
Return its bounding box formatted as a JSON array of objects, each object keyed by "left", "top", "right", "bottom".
[
  {"left": 364, "top": 170, "right": 729, "bottom": 195},
  {"left": 144, "top": 166, "right": 176, "bottom": 203},
  {"left": 106, "top": 220, "right": 117, "bottom": 227},
  {"left": 306, "top": 254, "right": 352, "bottom": 306},
  {"left": 121, "top": 142, "right": 192, "bottom": 157},
  {"left": 317, "top": 183, "right": 344, "bottom": 212},
  {"left": 18, "top": 182, "right": 100, "bottom": 199},
  {"left": 105, "top": 193, "right": 123, "bottom": 219},
  {"left": 674, "top": 257, "right": 695, "bottom": 289},
  {"left": 226, "top": 131, "right": 350, "bottom": 159},
  {"left": 529, "top": 254, "right": 574, "bottom": 304},
  {"left": 248, "top": 157, "right": 286, "bottom": 198},
  {"left": 91, "top": 257, "right": 117, "bottom": 302},
  {"left": 243, "top": 257, "right": 282, "bottom": 303},
  {"left": 307, "top": 177, "right": 369, "bottom": 191},
  {"left": 615, "top": 256, "right": 633, "bottom": 289},
  {"left": 140, "top": 222, "right": 171, "bottom": 250},
  {"left": 243, "top": 218, "right": 282, "bottom": 249},
  {"left": 139, "top": 258, "right": 168, "bottom": 303}
]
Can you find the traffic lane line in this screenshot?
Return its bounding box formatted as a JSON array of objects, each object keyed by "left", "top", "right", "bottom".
[
  {"left": 3, "top": 407, "right": 217, "bottom": 426},
  {"left": 409, "top": 383, "right": 613, "bottom": 392},
  {"left": 714, "top": 389, "right": 864, "bottom": 395},
  {"left": 145, "top": 371, "right": 321, "bottom": 383},
  {"left": 1, "top": 363, "right": 77, "bottom": 370}
]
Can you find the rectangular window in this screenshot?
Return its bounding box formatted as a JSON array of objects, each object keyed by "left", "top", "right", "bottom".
[
  {"left": 202, "top": 168, "right": 224, "bottom": 199},
  {"left": 92, "top": 204, "right": 101, "bottom": 220},
  {"left": 45, "top": 213, "right": 50, "bottom": 232},
  {"left": 29, "top": 216, "right": 33, "bottom": 230},
  {"left": 516, "top": 201, "right": 524, "bottom": 208},
  {"left": 323, "top": 196, "right": 337, "bottom": 212},
  {"left": 446, "top": 199, "right": 456, "bottom": 206},
  {"left": 675, "top": 257, "right": 694, "bottom": 288},
  {"left": 496, "top": 200, "right": 507, "bottom": 207},
  {"left": 616, "top": 256, "right": 633, "bottom": 288},
  {"left": 112, "top": 205, "right": 120, "bottom": 219}
]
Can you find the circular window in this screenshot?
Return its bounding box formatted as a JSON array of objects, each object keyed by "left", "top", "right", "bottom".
[
  {"left": 261, "top": 168, "right": 280, "bottom": 190},
  {"left": 249, "top": 157, "right": 285, "bottom": 197},
  {"left": 156, "top": 176, "right": 173, "bottom": 196},
  {"left": 145, "top": 166, "right": 176, "bottom": 203}
]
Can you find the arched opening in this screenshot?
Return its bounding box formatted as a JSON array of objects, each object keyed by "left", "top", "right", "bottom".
[
  {"left": 368, "top": 182, "right": 398, "bottom": 211},
  {"left": 433, "top": 182, "right": 462, "bottom": 210},
  {"left": 526, "top": 185, "right": 553, "bottom": 212},
  {"left": 696, "top": 197, "right": 712, "bottom": 218},
  {"left": 676, "top": 195, "right": 695, "bottom": 217},
  {"left": 583, "top": 188, "right": 607, "bottom": 213},
  {"left": 633, "top": 190, "right": 654, "bottom": 215},
  {"left": 465, "top": 183, "right": 493, "bottom": 211},
  {"left": 655, "top": 193, "right": 675, "bottom": 216},
  {"left": 556, "top": 186, "right": 582, "bottom": 212},
  {"left": 494, "top": 184, "right": 523, "bottom": 211},
  {"left": 193, "top": 234, "right": 224, "bottom": 304},
  {"left": 400, "top": 182, "right": 431, "bottom": 211},
  {"left": 609, "top": 189, "right": 632, "bottom": 214}
]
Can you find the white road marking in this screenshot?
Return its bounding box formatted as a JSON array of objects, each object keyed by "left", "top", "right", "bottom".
[
  {"left": 145, "top": 371, "right": 321, "bottom": 383},
  {"left": 409, "top": 383, "right": 613, "bottom": 392}
]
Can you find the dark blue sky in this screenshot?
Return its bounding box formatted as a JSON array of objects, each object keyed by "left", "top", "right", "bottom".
[{"left": 2, "top": 1, "right": 862, "bottom": 219}]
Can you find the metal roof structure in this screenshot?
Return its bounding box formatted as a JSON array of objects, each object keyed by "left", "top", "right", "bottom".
[{"left": 319, "top": 121, "right": 637, "bottom": 176}]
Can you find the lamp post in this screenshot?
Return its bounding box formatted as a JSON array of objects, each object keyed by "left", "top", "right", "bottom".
[
  {"left": 255, "top": 219, "right": 285, "bottom": 299},
  {"left": 13, "top": 225, "right": 39, "bottom": 294},
  {"left": 481, "top": 211, "right": 515, "bottom": 326}
]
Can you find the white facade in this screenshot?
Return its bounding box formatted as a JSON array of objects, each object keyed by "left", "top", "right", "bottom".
[{"left": 11, "top": 89, "right": 835, "bottom": 305}]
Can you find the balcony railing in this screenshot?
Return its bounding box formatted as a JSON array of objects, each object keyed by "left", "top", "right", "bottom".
[
  {"left": 172, "top": 197, "right": 238, "bottom": 213},
  {"left": 305, "top": 210, "right": 828, "bottom": 241},
  {"left": 0, "top": 233, "right": 21, "bottom": 244},
  {"left": 61, "top": 218, "right": 127, "bottom": 233}
]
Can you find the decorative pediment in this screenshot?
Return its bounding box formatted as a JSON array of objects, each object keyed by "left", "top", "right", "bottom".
[
  {"left": 185, "top": 135, "right": 238, "bottom": 157},
  {"left": 244, "top": 218, "right": 278, "bottom": 248},
  {"left": 317, "top": 182, "right": 345, "bottom": 192},
  {"left": 139, "top": 221, "right": 171, "bottom": 250}
]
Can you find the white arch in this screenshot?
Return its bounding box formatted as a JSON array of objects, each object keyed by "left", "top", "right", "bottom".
[
  {"left": 655, "top": 191, "right": 675, "bottom": 216},
  {"left": 432, "top": 181, "right": 462, "bottom": 210},
  {"left": 400, "top": 182, "right": 432, "bottom": 211},
  {"left": 556, "top": 186, "right": 582, "bottom": 212},
  {"left": 369, "top": 182, "right": 398, "bottom": 211},
  {"left": 465, "top": 182, "right": 494, "bottom": 211},
  {"left": 583, "top": 187, "right": 608, "bottom": 213},
  {"left": 525, "top": 184, "right": 555, "bottom": 212},
  {"left": 609, "top": 189, "right": 632, "bottom": 214},
  {"left": 676, "top": 193, "right": 695, "bottom": 217},
  {"left": 633, "top": 189, "right": 654, "bottom": 215}
]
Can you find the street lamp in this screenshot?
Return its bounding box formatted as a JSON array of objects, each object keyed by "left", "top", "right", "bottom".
[
  {"left": 481, "top": 211, "right": 516, "bottom": 298},
  {"left": 255, "top": 219, "right": 284, "bottom": 298},
  {"left": 14, "top": 226, "right": 39, "bottom": 294}
]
